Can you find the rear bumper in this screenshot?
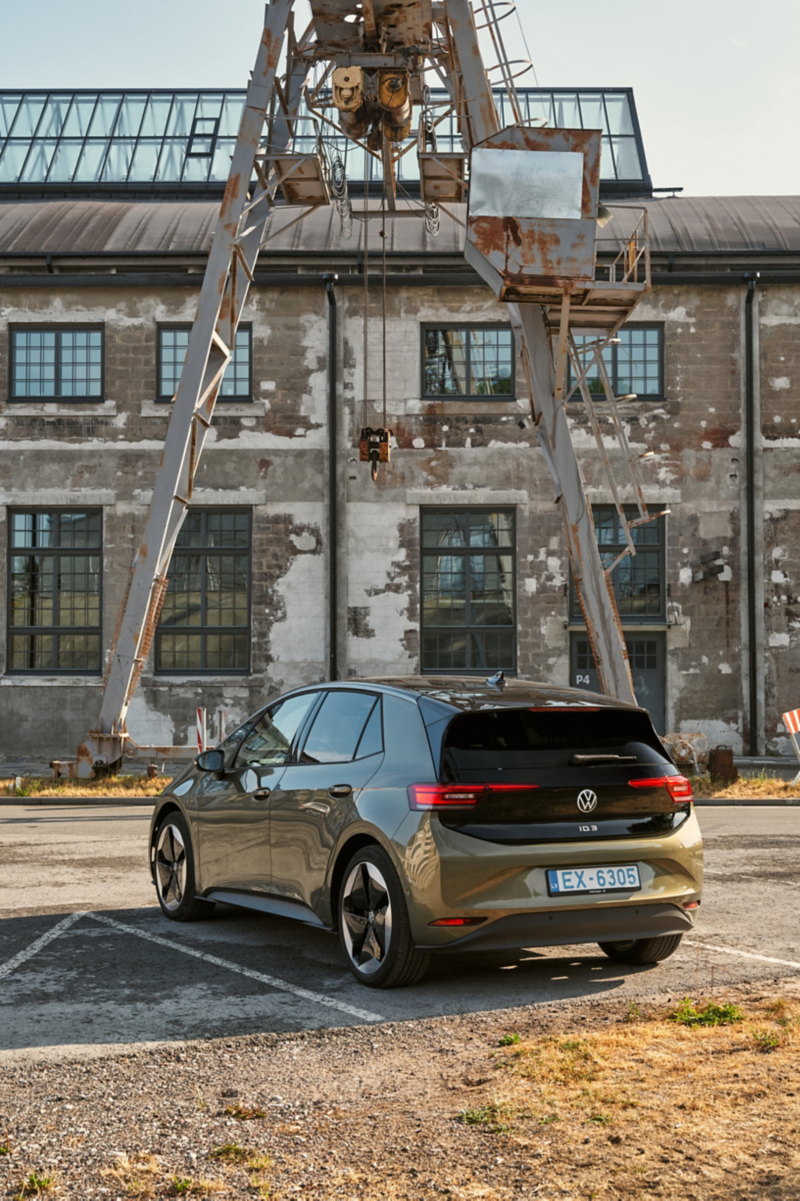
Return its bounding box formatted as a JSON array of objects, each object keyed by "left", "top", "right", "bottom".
[{"left": 416, "top": 902, "right": 694, "bottom": 953}]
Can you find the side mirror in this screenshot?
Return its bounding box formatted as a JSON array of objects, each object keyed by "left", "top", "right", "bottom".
[{"left": 197, "top": 749, "right": 225, "bottom": 773}]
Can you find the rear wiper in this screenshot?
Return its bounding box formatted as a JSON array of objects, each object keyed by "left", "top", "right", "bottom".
[{"left": 570, "top": 753, "right": 638, "bottom": 765}]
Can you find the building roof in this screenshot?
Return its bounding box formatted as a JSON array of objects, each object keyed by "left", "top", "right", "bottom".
[
  {"left": 0, "top": 88, "right": 650, "bottom": 198},
  {"left": 1, "top": 195, "right": 799, "bottom": 262}
]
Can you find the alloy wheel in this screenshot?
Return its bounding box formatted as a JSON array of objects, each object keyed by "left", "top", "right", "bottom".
[
  {"left": 155, "top": 822, "right": 187, "bottom": 912},
  {"left": 341, "top": 861, "right": 393, "bottom": 976}
]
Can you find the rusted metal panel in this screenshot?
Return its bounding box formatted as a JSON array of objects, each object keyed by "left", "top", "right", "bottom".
[{"left": 310, "top": 0, "right": 432, "bottom": 50}]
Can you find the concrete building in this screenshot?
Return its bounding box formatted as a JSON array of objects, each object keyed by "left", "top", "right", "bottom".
[{"left": 1, "top": 89, "right": 798, "bottom": 761}]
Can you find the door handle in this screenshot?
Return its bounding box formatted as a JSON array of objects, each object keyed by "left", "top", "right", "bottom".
[
  {"left": 254, "top": 788, "right": 271, "bottom": 800},
  {"left": 328, "top": 784, "right": 352, "bottom": 798}
]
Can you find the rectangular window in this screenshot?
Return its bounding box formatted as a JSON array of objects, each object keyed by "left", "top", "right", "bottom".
[
  {"left": 157, "top": 324, "right": 252, "bottom": 401},
  {"left": 422, "top": 325, "right": 514, "bottom": 398},
  {"left": 570, "top": 506, "right": 665, "bottom": 622},
  {"left": 8, "top": 509, "right": 102, "bottom": 673},
  {"left": 156, "top": 509, "right": 251, "bottom": 673},
  {"left": 10, "top": 327, "right": 104, "bottom": 401},
  {"left": 421, "top": 509, "right": 515, "bottom": 673},
  {"left": 567, "top": 325, "right": 663, "bottom": 399}
]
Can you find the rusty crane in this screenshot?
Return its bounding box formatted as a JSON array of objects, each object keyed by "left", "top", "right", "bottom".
[{"left": 63, "top": 0, "right": 660, "bottom": 776}]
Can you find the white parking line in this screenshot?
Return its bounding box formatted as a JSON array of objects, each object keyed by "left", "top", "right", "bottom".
[
  {"left": 0, "top": 911, "right": 87, "bottom": 981},
  {"left": 685, "top": 940, "right": 800, "bottom": 971},
  {"left": 88, "top": 912, "right": 384, "bottom": 1024}
]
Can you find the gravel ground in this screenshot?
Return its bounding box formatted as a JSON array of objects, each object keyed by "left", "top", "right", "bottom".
[{"left": 2, "top": 981, "right": 799, "bottom": 1201}]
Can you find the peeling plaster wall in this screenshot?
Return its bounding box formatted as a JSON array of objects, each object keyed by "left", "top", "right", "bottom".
[{"left": 0, "top": 276, "right": 799, "bottom": 758}]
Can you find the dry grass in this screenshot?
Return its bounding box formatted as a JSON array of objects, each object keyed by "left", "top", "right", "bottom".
[
  {"left": 692, "top": 769, "right": 800, "bottom": 799},
  {"left": 0, "top": 774, "right": 173, "bottom": 799},
  {"left": 101, "top": 1153, "right": 225, "bottom": 1198}
]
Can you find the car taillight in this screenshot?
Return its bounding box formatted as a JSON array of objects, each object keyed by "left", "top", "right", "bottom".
[
  {"left": 428, "top": 917, "right": 487, "bottom": 927},
  {"left": 629, "top": 775, "right": 693, "bottom": 803},
  {"left": 407, "top": 783, "right": 539, "bottom": 810}
]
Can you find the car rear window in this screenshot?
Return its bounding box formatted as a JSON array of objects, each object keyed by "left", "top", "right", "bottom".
[{"left": 442, "top": 707, "right": 669, "bottom": 774}]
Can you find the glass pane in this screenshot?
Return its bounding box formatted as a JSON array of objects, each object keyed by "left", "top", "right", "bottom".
[
  {"left": 302, "top": 691, "right": 378, "bottom": 764},
  {"left": 140, "top": 95, "right": 172, "bottom": 137},
  {"left": 209, "top": 139, "right": 236, "bottom": 180},
  {"left": 355, "top": 700, "right": 382, "bottom": 758},
  {"left": 468, "top": 328, "right": 513, "bottom": 395},
  {"left": 552, "top": 94, "right": 581, "bottom": 128},
  {"left": 196, "top": 94, "right": 224, "bottom": 119},
  {"left": 20, "top": 140, "right": 58, "bottom": 183},
  {"left": 568, "top": 334, "right": 610, "bottom": 396},
  {"left": 469, "top": 554, "right": 514, "bottom": 626},
  {"left": 176, "top": 512, "right": 202, "bottom": 549},
  {"left": 57, "top": 633, "right": 100, "bottom": 670},
  {"left": 601, "top": 138, "right": 616, "bottom": 180},
  {"left": 10, "top": 512, "right": 37, "bottom": 548},
  {"left": 617, "top": 551, "right": 662, "bottom": 617},
  {"left": 62, "top": 95, "right": 97, "bottom": 137},
  {"left": 158, "top": 326, "right": 190, "bottom": 396},
  {"left": 59, "top": 511, "right": 101, "bottom": 549},
  {"left": 12, "top": 329, "right": 57, "bottom": 397},
  {"left": 578, "top": 94, "right": 606, "bottom": 132},
  {"left": 58, "top": 556, "right": 101, "bottom": 626},
  {"left": 159, "top": 555, "right": 203, "bottom": 626},
  {"left": 219, "top": 328, "right": 251, "bottom": 398},
  {"left": 424, "top": 327, "right": 468, "bottom": 396},
  {"left": 155, "top": 139, "right": 187, "bottom": 181},
  {"left": 604, "top": 94, "right": 634, "bottom": 136},
  {"left": 11, "top": 634, "right": 54, "bottom": 671},
  {"left": 0, "top": 95, "right": 21, "bottom": 137},
  {"left": 205, "top": 511, "right": 249, "bottom": 548},
  {"left": 129, "top": 139, "right": 161, "bottom": 183},
  {"left": 613, "top": 137, "right": 642, "bottom": 180},
  {"left": 423, "top": 555, "right": 466, "bottom": 627},
  {"left": 471, "top": 631, "right": 514, "bottom": 670},
  {"left": 47, "top": 140, "right": 84, "bottom": 183},
  {"left": 205, "top": 632, "right": 248, "bottom": 670},
  {"left": 422, "top": 631, "right": 467, "bottom": 671},
  {"left": 74, "top": 141, "right": 108, "bottom": 182},
  {"left": 115, "top": 97, "right": 146, "bottom": 137},
  {"left": 237, "top": 693, "right": 320, "bottom": 767},
  {"left": 0, "top": 141, "right": 30, "bottom": 183},
  {"left": 182, "top": 155, "right": 211, "bottom": 182},
  {"left": 156, "top": 632, "right": 202, "bottom": 671},
  {"left": 422, "top": 510, "right": 468, "bottom": 549},
  {"left": 11, "top": 555, "right": 54, "bottom": 626},
  {"left": 37, "top": 95, "right": 73, "bottom": 138},
  {"left": 218, "top": 96, "right": 244, "bottom": 137},
  {"left": 166, "top": 95, "right": 198, "bottom": 137},
  {"left": 593, "top": 508, "right": 617, "bottom": 546},
  {"left": 88, "top": 95, "right": 121, "bottom": 136},
  {"left": 617, "top": 327, "right": 662, "bottom": 397},
  {"left": 205, "top": 554, "right": 249, "bottom": 626},
  {"left": 101, "top": 138, "right": 135, "bottom": 182},
  {"left": 60, "top": 329, "right": 102, "bottom": 397},
  {"left": 468, "top": 511, "right": 513, "bottom": 548},
  {"left": 10, "top": 95, "right": 46, "bottom": 137}
]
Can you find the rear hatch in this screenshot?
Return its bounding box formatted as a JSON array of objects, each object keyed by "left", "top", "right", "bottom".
[{"left": 427, "top": 705, "right": 690, "bottom": 843}]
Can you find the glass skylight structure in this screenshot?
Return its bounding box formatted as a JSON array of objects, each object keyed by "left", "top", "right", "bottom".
[{"left": 0, "top": 88, "right": 649, "bottom": 193}]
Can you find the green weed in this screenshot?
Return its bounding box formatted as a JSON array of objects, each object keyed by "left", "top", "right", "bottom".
[
  {"left": 751, "top": 1028, "right": 783, "bottom": 1052},
  {"left": 498, "top": 1033, "right": 520, "bottom": 1046},
  {"left": 459, "top": 1100, "right": 514, "bottom": 1134},
  {"left": 587, "top": 1113, "right": 612, "bottom": 1125},
  {"left": 669, "top": 998, "right": 743, "bottom": 1027},
  {"left": 209, "top": 1144, "right": 250, "bottom": 1163}
]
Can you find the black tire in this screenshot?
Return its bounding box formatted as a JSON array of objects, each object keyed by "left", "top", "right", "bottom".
[
  {"left": 337, "top": 845, "right": 430, "bottom": 989},
  {"left": 152, "top": 810, "right": 215, "bottom": 922},
  {"left": 597, "top": 933, "right": 683, "bottom": 964}
]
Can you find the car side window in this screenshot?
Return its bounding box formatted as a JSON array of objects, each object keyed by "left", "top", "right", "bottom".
[
  {"left": 236, "top": 693, "right": 320, "bottom": 768},
  {"left": 300, "top": 691, "right": 379, "bottom": 765},
  {"left": 355, "top": 698, "right": 383, "bottom": 759}
]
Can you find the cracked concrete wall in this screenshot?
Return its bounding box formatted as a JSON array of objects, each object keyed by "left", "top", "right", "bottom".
[{"left": 1, "top": 277, "right": 799, "bottom": 758}]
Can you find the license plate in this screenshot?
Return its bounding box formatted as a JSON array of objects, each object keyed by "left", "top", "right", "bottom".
[{"left": 546, "top": 864, "right": 641, "bottom": 896}]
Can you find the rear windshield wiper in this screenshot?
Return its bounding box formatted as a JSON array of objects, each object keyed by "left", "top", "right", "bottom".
[{"left": 570, "top": 753, "right": 638, "bottom": 766}]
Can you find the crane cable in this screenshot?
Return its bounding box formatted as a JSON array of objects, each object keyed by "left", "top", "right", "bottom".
[{"left": 362, "top": 148, "right": 369, "bottom": 431}]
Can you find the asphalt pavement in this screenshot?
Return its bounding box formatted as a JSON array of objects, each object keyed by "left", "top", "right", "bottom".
[{"left": 1, "top": 802, "right": 798, "bottom": 1062}]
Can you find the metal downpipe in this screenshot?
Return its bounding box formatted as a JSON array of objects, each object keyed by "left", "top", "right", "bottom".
[
  {"left": 324, "top": 274, "right": 339, "bottom": 681},
  {"left": 744, "top": 274, "right": 759, "bottom": 755}
]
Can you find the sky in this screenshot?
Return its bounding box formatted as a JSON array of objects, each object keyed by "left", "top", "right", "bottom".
[{"left": 2, "top": 0, "right": 799, "bottom": 196}]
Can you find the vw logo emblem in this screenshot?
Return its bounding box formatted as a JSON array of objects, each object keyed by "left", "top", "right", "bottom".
[{"left": 577, "top": 789, "right": 598, "bottom": 813}]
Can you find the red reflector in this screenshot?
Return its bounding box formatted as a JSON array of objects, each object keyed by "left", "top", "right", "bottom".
[
  {"left": 629, "top": 775, "right": 693, "bottom": 803},
  {"left": 428, "top": 917, "right": 487, "bottom": 927},
  {"left": 682, "top": 900, "right": 700, "bottom": 910},
  {"left": 408, "top": 783, "right": 539, "bottom": 809}
]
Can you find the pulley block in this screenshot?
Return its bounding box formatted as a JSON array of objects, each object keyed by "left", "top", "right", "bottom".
[{"left": 359, "top": 426, "right": 393, "bottom": 482}]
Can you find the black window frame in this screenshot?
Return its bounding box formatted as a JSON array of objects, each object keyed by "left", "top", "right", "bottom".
[
  {"left": 420, "top": 507, "right": 517, "bottom": 675},
  {"left": 155, "top": 507, "right": 252, "bottom": 675},
  {"left": 156, "top": 322, "right": 253, "bottom": 402},
  {"left": 421, "top": 323, "right": 515, "bottom": 400},
  {"left": 186, "top": 115, "right": 220, "bottom": 158},
  {"left": 9, "top": 324, "right": 105, "bottom": 403},
  {"left": 569, "top": 505, "right": 666, "bottom": 625},
  {"left": 7, "top": 507, "right": 103, "bottom": 675},
  {"left": 567, "top": 323, "right": 664, "bottom": 401}
]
